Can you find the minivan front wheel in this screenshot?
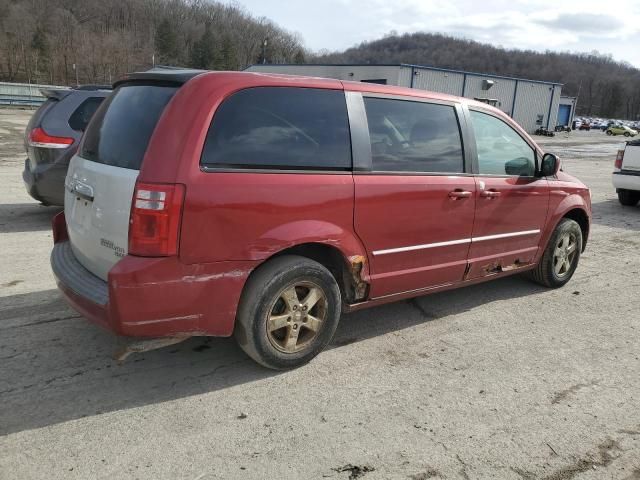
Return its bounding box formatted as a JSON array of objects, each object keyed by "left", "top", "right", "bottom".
[
  {"left": 235, "top": 255, "right": 341, "bottom": 370},
  {"left": 527, "top": 218, "right": 582, "bottom": 288}
]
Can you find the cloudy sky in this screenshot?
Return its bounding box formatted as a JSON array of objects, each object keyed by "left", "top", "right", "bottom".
[{"left": 236, "top": 0, "right": 640, "bottom": 67}]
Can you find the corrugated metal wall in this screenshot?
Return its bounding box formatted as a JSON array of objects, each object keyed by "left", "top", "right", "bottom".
[
  {"left": 247, "top": 64, "right": 562, "bottom": 133},
  {"left": 463, "top": 75, "right": 516, "bottom": 115},
  {"left": 412, "top": 68, "right": 464, "bottom": 96},
  {"left": 246, "top": 65, "right": 403, "bottom": 85},
  {"left": 512, "top": 81, "right": 558, "bottom": 133}
]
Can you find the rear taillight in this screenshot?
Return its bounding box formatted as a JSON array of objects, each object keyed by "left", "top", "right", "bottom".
[
  {"left": 128, "top": 182, "right": 185, "bottom": 257},
  {"left": 615, "top": 149, "right": 625, "bottom": 170},
  {"left": 28, "top": 127, "right": 74, "bottom": 149}
]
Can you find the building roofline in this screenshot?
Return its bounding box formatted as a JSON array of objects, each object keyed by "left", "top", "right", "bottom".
[{"left": 246, "top": 63, "right": 563, "bottom": 86}]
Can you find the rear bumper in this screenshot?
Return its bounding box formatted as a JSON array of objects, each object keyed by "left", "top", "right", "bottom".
[
  {"left": 51, "top": 213, "right": 257, "bottom": 337},
  {"left": 23, "top": 158, "right": 66, "bottom": 206},
  {"left": 613, "top": 170, "right": 640, "bottom": 192}
]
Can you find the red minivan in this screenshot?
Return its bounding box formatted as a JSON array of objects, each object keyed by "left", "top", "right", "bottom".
[{"left": 51, "top": 69, "right": 591, "bottom": 369}]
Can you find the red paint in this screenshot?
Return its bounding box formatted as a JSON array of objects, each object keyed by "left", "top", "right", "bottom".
[{"left": 53, "top": 72, "right": 591, "bottom": 338}]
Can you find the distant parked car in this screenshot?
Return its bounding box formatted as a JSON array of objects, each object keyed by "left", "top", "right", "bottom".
[
  {"left": 613, "top": 140, "right": 640, "bottom": 206},
  {"left": 579, "top": 122, "right": 591, "bottom": 131},
  {"left": 606, "top": 125, "right": 638, "bottom": 137},
  {"left": 23, "top": 85, "right": 112, "bottom": 205}
]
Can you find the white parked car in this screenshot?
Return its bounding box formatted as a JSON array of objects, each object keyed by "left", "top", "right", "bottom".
[{"left": 613, "top": 140, "right": 640, "bottom": 206}]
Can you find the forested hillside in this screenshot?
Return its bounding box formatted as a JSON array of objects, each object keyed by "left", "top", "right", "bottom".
[
  {"left": 0, "top": 0, "right": 305, "bottom": 86},
  {"left": 314, "top": 32, "right": 640, "bottom": 119}
]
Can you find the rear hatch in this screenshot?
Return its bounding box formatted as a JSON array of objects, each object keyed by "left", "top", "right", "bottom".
[
  {"left": 623, "top": 139, "right": 640, "bottom": 172},
  {"left": 65, "top": 83, "right": 178, "bottom": 280}
]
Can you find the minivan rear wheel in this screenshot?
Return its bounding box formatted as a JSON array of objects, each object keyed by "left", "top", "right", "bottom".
[
  {"left": 526, "top": 218, "right": 582, "bottom": 288},
  {"left": 235, "top": 255, "right": 341, "bottom": 370}
]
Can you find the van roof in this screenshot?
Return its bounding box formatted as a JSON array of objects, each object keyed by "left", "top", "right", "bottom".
[{"left": 114, "top": 69, "right": 502, "bottom": 115}]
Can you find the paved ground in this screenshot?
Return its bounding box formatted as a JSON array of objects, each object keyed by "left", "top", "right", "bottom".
[{"left": 1, "top": 110, "right": 639, "bottom": 479}]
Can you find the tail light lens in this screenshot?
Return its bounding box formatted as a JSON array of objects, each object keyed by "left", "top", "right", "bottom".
[
  {"left": 615, "top": 149, "right": 625, "bottom": 170},
  {"left": 29, "top": 127, "right": 74, "bottom": 149},
  {"left": 128, "top": 182, "right": 185, "bottom": 257}
]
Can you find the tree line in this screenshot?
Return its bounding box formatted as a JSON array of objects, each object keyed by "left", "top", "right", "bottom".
[
  {"left": 313, "top": 32, "right": 640, "bottom": 120},
  {"left": 3, "top": 1, "right": 639, "bottom": 120},
  {"left": 0, "top": 0, "right": 306, "bottom": 86}
]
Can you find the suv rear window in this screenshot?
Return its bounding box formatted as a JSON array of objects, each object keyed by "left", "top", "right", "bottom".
[
  {"left": 79, "top": 85, "right": 177, "bottom": 170},
  {"left": 68, "top": 97, "right": 104, "bottom": 132},
  {"left": 201, "top": 87, "right": 351, "bottom": 170}
]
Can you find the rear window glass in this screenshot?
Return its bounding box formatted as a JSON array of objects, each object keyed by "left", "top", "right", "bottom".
[
  {"left": 80, "top": 85, "right": 177, "bottom": 170},
  {"left": 68, "top": 97, "right": 104, "bottom": 132},
  {"left": 201, "top": 87, "right": 351, "bottom": 170}
]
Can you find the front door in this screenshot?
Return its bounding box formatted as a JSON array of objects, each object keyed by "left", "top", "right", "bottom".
[
  {"left": 352, "top": 94, "right": 476, "bottom": 298},
  {"left": 466, "top": 109, "right": 550, "bottom": 278}
]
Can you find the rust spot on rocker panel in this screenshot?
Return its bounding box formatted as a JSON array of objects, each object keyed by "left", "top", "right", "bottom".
[{"left": 348, "top": 255, "right": 368, "bottom": 301}]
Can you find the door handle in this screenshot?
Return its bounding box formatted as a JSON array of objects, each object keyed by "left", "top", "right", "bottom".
[
  {"left": 480, "top": 189, "right": 501, "bottom": 198},
  {"left": 448, "top": 190, "right": 472, "bottom": 199}
]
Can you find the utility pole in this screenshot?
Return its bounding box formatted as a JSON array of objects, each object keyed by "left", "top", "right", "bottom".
[{"left": 262, "top": 38, "right": 268, "bottom": 64}]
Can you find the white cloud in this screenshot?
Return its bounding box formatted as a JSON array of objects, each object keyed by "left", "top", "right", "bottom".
[{"left": 234, "top": 0, "right": 640, "bottom": 67}]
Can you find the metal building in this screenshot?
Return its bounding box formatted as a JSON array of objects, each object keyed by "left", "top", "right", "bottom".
[{"left": 246, "top": 63, "right": 563, "bottom": 134}]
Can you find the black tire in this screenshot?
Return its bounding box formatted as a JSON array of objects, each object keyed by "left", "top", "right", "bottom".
[
  {"left": 606, "top": 130, "right": 613, "bottom": 136},
  {"left": 234, "top": 255, "right": 341, "bottom": 370},
  {"left": 624, "top": 132, "right": 631, "bottom": 137},
  {"left": 618, "top": 189, "right": 640, "bottom": 206},
  {"left": 526, "top": 218, "right": 582, "bottom": 288}
]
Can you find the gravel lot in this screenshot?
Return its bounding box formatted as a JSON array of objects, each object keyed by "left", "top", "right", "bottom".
[{"left": 1, "top": 108, "right": 639, "bottom": 479}]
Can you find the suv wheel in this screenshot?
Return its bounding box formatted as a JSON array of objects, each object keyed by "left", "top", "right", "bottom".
[
  {"left": 618, "top": 189, "right": 640, "bottom": 206},
  {"left": 527, "top": 218, "right": 582, "bottom": 288},
  {"left": 235, "top": 255, "right": 341, "bottom": 370}
]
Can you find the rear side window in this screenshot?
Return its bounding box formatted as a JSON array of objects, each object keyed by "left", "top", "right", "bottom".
[
  {"left": 201, "top": 87, "right": 351, "bottom": 170},
  {"left": 363, "top": 97, "right": 464, "bottom": 173},
  {"left": 80, "top": 85, "right": 177, "bottom": 170},
  {"left": 68, "top": 97, "right": 104, "bottom": 132}
]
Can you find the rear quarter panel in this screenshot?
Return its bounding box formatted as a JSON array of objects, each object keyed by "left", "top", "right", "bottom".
[{"left": 178, "top": 172, "right": 364, "bottom": 265}]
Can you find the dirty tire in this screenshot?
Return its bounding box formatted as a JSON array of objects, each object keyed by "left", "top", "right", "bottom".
[
  {"left": 234, "top": 255, "right": 341, "bottom": 370},
  {"left": 526, "top": 218, "right": 582, "bottom": 288},
  {"left": 618, "top": 189, "right": 640, "bottom": 206}
]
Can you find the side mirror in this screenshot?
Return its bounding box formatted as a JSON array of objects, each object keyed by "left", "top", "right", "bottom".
[
  {"left": 505, "top": 157, "right": 535, "bottom": 176},
  {"left": 540, "top": 153, "right": 560, "bottom": 177}
]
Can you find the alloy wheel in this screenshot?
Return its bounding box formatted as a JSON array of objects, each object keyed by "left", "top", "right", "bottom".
[
  {"left": 265, "top": 281, "right": 328, "bottom": 354},
  {"left": 553, "top": 232, "right": 578, "bottom": 278}
]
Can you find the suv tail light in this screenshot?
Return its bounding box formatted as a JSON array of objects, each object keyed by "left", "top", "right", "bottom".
[
  {"left": 29, "top": 127, "right": 74, "bottom": 149},
  {"left": 128, "top": 182, "right": 185, "bottom": 257},
  {"left": 615, "top": 149, "right": 625, "bottom": 170}
]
